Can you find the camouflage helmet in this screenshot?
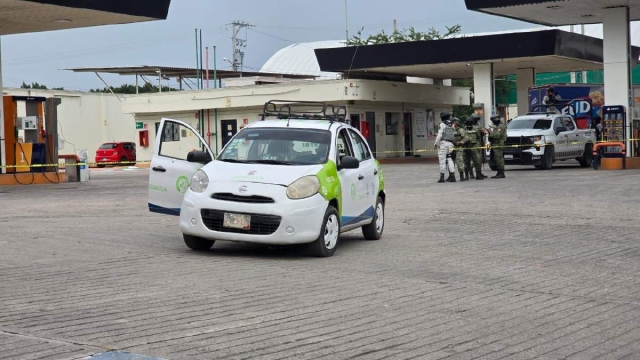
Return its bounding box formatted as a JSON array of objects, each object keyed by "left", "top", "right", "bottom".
[
  {"left": 464, "top": 117, "right": 474, "bottom": 127},
  {"left": 439, "top": 111, "right": 451, "bottom": 121},
  {"left": 470, "top": 113, "right": 481, "bottom": 123}
]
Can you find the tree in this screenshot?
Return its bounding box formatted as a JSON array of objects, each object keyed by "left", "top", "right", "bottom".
[
  {"left": 90, "top": 82, "right": 176, "bottom": 94},
  {"left": 20, "top": 81, "right": 48, "bottom": 89},
  {"left": 451, "top": 76, "right": 515, "bottom": 119},
  {"left": 346, "top": 25, "right": 462, "bottom": 46}
]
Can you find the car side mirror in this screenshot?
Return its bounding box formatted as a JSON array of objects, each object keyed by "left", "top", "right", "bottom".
[
  {"left": 187, "top": 150, "right": 212, "bottom": 164},
  {"left": 555, "top": 127, "right": 564, "bottom": 135},
  {"left": 338, "top": 155, "right": 360, "bottom": 170}
]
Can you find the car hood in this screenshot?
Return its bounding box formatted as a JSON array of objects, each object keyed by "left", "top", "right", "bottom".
[
  {"left": 505, "top": 129, "right": 551, "bottom": 137},
  {"left": 203, "top": 160, "right": 323, "bottom": 186}
]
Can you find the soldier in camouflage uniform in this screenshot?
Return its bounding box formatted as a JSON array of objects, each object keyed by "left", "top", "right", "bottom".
[
  {"left": 463, "top": 118, "right": 485, "bottom": 181},
  {"left": 452, "top": 118, "right": 467, "bottom": 182},
  {"left": 487, "top": 115, "right": 507, "bottom": 179},
  {"left": 471, "top": 113, "right": 488, "bottom": 179}
]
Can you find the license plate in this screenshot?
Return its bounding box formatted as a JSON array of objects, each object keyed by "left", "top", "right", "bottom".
[
  {"left": 504, "top": 155, "right": 514, "bottom": 159},
  {"left": 223, "top": 213, "right": 251, "bottom": 230}
]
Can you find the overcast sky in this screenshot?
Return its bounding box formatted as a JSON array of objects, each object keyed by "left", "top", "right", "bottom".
[{"left": 0, "top": 0, "right": 536, "bottom": 91}]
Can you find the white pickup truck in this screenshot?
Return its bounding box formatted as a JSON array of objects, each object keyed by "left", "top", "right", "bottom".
[{"left": 487, "top": 113, "right": 596, "bottom": 170}]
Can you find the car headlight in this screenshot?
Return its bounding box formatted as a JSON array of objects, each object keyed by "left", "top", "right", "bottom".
[
  {"left": 527, "top": 136, "right": 545, "bottom": 149},
  {"left": 286, "top": 175, "right": 320, "bottom": 199},
  {"left": 190, "top": 169, "right": 209, "bottom": 193}
]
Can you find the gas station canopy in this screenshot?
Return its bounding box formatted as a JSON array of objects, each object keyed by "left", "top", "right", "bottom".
[
  {"left": 464, "top": 0, "right": 640, "bottom": 26},
  {"left": 0, "top": 0, "right": 171, "bottom": 36},
  {"left": 314, "top": 29, "right": 640, "bottom": 79}
]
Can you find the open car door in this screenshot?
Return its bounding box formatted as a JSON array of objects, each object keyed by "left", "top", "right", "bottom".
[{"left": 148, "top": 118, "right": 214, "bottom": 216}]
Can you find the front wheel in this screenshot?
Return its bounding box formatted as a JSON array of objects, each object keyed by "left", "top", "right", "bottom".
[
  {"left": 362, "top": 196, "right": 384, "bottom": 240},
  {"left": 183, "top": 234, "right": 215, "bottom": 251},
  {"left": 308, "top": 206, "right": 340, "bottom": 257},
  {"left": 539, "top": 146, "right": 554, "bottom": 170}
]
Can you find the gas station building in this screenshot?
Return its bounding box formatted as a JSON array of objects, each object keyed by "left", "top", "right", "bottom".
[
  {"left": 315, "top": 0, "right": 640, "bottom": 159},
  {"left": 0, "top": 0, "right": 171, "bottom": 185}
]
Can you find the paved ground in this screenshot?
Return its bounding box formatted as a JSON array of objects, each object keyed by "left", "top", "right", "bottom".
[{"left": 1, "top": 161, "right": 640, "bottom": 360}]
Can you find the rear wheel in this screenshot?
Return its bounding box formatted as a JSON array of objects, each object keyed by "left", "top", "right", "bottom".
[
  {"left": 362, "top": 196, "right": 384, "bottom": 240},
  {"left": 119, "top": 156, "right": 128, "bottom": 166},
  {"left": 183, "top": 234, "right": 215, "bottom": 251},
  {"left": 579, "top": 143, "right": 594, "bottom": 167},
  {"left": 308, "top": 206, "right": 340, "bottom": 257}
]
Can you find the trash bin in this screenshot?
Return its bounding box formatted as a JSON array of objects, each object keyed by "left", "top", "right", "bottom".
[{"left": 76, "top": 149, "right": 90, "bottom": 182}]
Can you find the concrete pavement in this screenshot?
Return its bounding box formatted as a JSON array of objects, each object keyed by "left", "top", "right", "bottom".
[{"left": 1, "top": 162, "right": 640, "bottom": 359}]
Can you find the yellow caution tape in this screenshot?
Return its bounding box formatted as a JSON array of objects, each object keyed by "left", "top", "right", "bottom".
[{"left": 0, "top": 138, "right": 636, "bottom": 169}]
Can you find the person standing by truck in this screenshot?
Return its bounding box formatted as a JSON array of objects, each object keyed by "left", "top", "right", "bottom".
[
  {"left": 452, "top": 118, "right": 467, "bottom": 182},
  {"left": 434, "top": 111, "right": 457, "bottom": 183},
  {"left": 463, "top": 118, "right": 485, "bottom": 181},
  {"left": 471, "top": 113, "right": 488, "bottom": 179},
  {"left": 542, "top": 87, "right": 562, "bottom": 113},
  {"left": 487, "top": 115, "right": 507, "bottom": 179}
]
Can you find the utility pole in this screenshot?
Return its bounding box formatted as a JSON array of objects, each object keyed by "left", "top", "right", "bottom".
[
  {"left": 345, "top": 0, "right": 349, "bottom": 41},
  {"left": 228, "top": 20, "right": 254, "bottom": 72}
]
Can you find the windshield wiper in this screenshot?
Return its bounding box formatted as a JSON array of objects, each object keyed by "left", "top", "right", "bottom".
[
  {"left": 249, "top": 159, "right": 294, "bottom": 165},
  {"left": 219, "top": 159, "right": 248, "bottom": 163}
]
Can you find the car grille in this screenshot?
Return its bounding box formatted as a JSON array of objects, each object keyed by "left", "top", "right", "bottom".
[
  {"left": 211, "top": 193, "right": 274, "bottom": 203},
  {"left": 200, "top": 209, "right": 281, "bottom": 235},
  {"left": 504, "top": 136, "right": 534, "bottom": 149}
]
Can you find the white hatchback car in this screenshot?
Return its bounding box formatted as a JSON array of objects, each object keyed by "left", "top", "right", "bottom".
[{"left": 148, "top": 101, "right": 386, "bottom": 257}]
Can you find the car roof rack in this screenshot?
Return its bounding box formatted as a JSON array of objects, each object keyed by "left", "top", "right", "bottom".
[{"left": 260, "top": 100, "right": 347, "bottom": 122}]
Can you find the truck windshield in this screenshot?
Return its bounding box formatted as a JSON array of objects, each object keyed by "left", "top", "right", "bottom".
[
  {"left": 217, "top": 128, "right": 332, "bottom": 165},
  {"left": 507, "top": 119, "right": 552, "bottom": 130}
]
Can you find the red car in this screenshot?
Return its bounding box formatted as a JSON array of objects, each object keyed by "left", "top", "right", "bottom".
[{"left": 95, "top": 142, "right": 136, "bottom": 167}]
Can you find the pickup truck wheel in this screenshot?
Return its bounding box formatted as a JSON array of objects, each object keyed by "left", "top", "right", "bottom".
[
  {"left": 579, "top": 143, "right": 594, "bottom": 168},
  {"left": 539, "top": 146, "right": 554, "bottom": 170}
]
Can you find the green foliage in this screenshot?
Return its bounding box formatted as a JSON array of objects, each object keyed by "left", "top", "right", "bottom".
[
  {"left": 346, "top": 25, "right": 462, "bottom": 46},
  {"left": 20, "top": 81, "right": 48, "bottom": 89},
  {"left": 89, "top": 82, "right": 176, "bottom": 94},
  {"left": 451, "top": 76, "right": 514, "bottom": 118}
]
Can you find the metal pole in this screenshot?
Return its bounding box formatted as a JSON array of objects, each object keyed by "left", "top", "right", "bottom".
[
  {"left": 345, "top": 0, "right": 349, "bottom": 41},
  {"left": 158, "top": 69, "right": 162, "bottom": 93},
  {"left": 213, "top": 45, "right": 217, "bottom": 89},
  {"left": 135, "top": 72, "right": 139, "bottom": 94},
  {"left": 206, "top": 47, "right": 210, "bottom": 89},
  {"left": 232, "top": 22, "right": 237, "bottom": 71},
  {"left": 199, "top": 28, "right": 204, "bottom": 89},
  {"left": 195, "top": 29, "right": 200, "bottom": 89}
]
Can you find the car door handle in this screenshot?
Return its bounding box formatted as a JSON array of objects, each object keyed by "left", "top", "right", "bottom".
[
  {"left": 358, "top": 175, "right": 364, "bottom": 180},
  {"left": 152, "top": 166, "right": 166, "bottom": 172}
]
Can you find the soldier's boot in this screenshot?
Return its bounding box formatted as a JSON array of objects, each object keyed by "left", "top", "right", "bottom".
[
  {"left": 479, "top": 171, "right": 488, "bottom": 179},
  {"left": 460, "top": 172, "right": 466, "bottom": 181},
  {"left": 475, "top": 170, "right": 485, "bottom": 180},
  {"left": 492, "top": 170, "right": 506, "bottom": 179},
  {"left": 469, "top": 168, "right": 475, "bottom": 179},
  {"left": 438, "top": 173, "right": 445, "bottom": 183},
  {"left": 464, "top": 171, "right": 470, "bottom": 181},
  {"left": 446, "top": 172, "right": 456, "bottom": 182}
]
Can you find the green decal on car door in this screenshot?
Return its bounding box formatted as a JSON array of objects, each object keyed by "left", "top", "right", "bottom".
[
  {"left": 376, "top": 159, "right": 384, "bottom": 192},
  {"left": 316, "top": 160, "right": 342, "bottom": 216}
]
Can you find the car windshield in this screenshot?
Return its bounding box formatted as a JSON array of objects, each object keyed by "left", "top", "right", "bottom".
[
  {"left": 217, "top": 127, "right": 332, "bottom": 165},
  {"left": 99, "top": 143, "right": 118, "bottom": 149},
  {"left": 507, "top": 119, "right": 552, "bottom": 130}
]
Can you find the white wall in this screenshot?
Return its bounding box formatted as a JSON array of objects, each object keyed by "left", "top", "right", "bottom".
[
  {"left": 133, "top": 102, "right": 451, "bottom": 161},
  {"left": 4, "top": 88, "right": 135, "bottom": 164}
]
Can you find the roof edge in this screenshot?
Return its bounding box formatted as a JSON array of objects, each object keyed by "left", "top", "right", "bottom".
[{"left": 24, "top": 0, "right": 172, "bottom": 20}]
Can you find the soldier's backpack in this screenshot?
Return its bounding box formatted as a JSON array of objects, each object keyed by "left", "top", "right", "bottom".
[{"left": 442, "top": 125, "right": 456, "bottom": 142}]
